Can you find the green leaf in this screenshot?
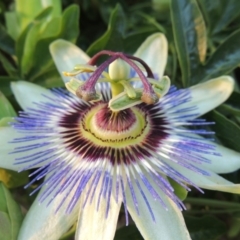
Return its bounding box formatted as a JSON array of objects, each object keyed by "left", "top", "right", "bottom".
[
  {"left": 227, "top": 91, "right": 240, "bottom": 106},
  {"left": 205, "top": 110, "right": 240, "bottom": 152},
  {"left": 197, "top": 0, "right": 240, "bottom": 35},
  {"left": 223, "top": 91, "right": 240, "bottom": 122},
  {"left": 170, "top": 0, "right": 207, "bottom": 86},
  {"left": 193, "top": 29, "right": 240, "bottom": 83},
  {"left": 0, "top": 25, "right": 15, "bottom": 55},
  {"left": 87, "top": 4, "right": 126, "bottom": 56},
  {"left": 0, "top": 52, "right": 17, "bottom": 77},
  {"left": 124, "top": 28, "right": 159, "bottom": 54},
  {"left": 16, "top": 0, "right": 61, "bottom": 18},
  {"left": 16, "top": 25, "right": 33, "bottom": 77},
  {"left": 217, "top": 104, "right": 240, "bottom": 117},
  {"left": 0, "top": 211, "right": 11, "bottom": 240},
  {"left": 15, "top": 0, "right": 61, "bottom": 33},
  {"left": 114, "top": 225, "right": 144, "bottom": 240},
  {"left": 5, "top": 1, "right": 61, "bottom": 40},
  {"left": 135, "top": 12, "right": 165, "bottom": 33},
  {"left": 21, "top": 21, "right": 45, "bottom": 75},
  {"left": 21, "top": 17, "right": 54, "bottom": 75},
  {"left": 0, "top": 183, "right": 23, "bottom": 240},
  {"left": 185, "top": 215, "right": 226, "bottom": 240},
  {"left": 60, "top": 4, "right": 80, "bottom": 42},
  {"left": 32, "top": 68, "right": 63, "bottom": 88},
  {"left": 228, "top": 218, "right": 240, "bottom": 238},
  {"left": 27, "top": 4, "right": 80, "bottom": 80},
  {"left": 40, "top": 17, "right": 62, "bottom": 39},
  {"left": 4, "top": 11, "right": 21, "bottom": 40},
  {"left": 98, "top": 0, "right": 126, "bottom": 23},
  {"left": 0, "top": 77, "right": 18, "bottom": 97},
  {"left": 16, "top": 7, "right": 54, "bottom": 76},
  {"left": 0, "top": 91, "right": 17, "bottom": 118}
]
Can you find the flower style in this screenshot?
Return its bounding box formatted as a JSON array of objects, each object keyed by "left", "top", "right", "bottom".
[{"left": 1, "top": 33, "right": 240, "bottom": 240}]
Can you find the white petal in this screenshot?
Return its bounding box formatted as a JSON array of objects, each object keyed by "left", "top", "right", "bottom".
[
  {"left": 11, "top": 81, "right": 52, "bottom": 111},
  {"left": 0, "top": 127, "right": 48, "bottom": 171},
  {"left": 134, "top": 33, "right": 168, "bottom": 79},
  {"left": 126, "top": 176, "right": 191, "bottom": 240},
  {"left": 195, "top": 141, "right": 240, "bottom": 174},
  {"left": 176, "top": 133, "right": 240, "bottom": 174},
  {"left": 18, "top": 183, "right": 80, "bottom": 240},
  {"left": 183, "top": 76, "right": 234, "bottom": 119},
  {"left": 75, "top": 184, "right": 121, "bottom": 240},
  {"left": 165, "top": 160, "right": 240, "bottom": 194},
  {"left": 50, "top": 39, "right": 90, "bottom": 83}
]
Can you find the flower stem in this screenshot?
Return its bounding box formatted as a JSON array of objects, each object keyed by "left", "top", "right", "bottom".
[
  {"left": 184, "top": 208, "right": 240, "bottom": 214},
  {"left": 185, "top": 197, "right": 240, "bottom": 209}
]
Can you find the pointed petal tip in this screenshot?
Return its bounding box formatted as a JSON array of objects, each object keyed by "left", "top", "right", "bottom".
[
  {"left": 10, "top": 80, "right": 28, "bottom": 95},
  {"left": 134, "top": 32, "right": 168, "bottom": 79},
  {"left": 10, "top": 81, "right": 51, "bottom": 111},
  {"left": 49, "top": 39, "right": 90, "bottom": 61},
  {"left": 201, "top": 141, "right": 240, "bottom": 174},
  {"left": 222, "top": 75, "right": 234, "bottom": 83},
  {"left": 10, "top": 80, "right": 22, "bottom": 90},
  {"left": 49, "top": 39, "right": 70, "bottom": 53},
  {"left": 49, "top": 39, "right": 90, "bottom": 83},
  {"left": 215, "top": 75, "right": 234, "bottom": 95},
  {"left": 207, "top": 75, "right": 235, "bottom": 104},
  {"left": 183, "top": 75, "right": 235, "bottom": 119},
  {"left": 166, "top": 160, "right": 240, "bottom": 195},
  {"left": 149, "top": 32, "right": 168, "bottom": 43}
]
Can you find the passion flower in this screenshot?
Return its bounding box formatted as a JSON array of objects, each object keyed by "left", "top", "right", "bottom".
[{"left": 1, "top": 33, "right": 240, "bottom": 240}]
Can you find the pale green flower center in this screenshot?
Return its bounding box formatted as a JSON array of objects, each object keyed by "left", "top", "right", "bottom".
[{"left": 80, "top": 102, "right": 149, "bottom": 148}]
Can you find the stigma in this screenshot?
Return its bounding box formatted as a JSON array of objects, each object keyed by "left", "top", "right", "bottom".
[{"left": 63, "top": 50, "right": 171, "bottom": 111}]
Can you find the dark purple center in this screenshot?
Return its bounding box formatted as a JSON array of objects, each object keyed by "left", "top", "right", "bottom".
[
  {"left": 95, "top": 104, "right": 136, "bottom": 132},
  {"left": 58, "top": 100, "right": 169, "bottom": 165}
]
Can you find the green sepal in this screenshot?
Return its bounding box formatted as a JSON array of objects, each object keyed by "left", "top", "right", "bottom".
[
  {"left": 0, "top": 183, "right": 23, "bottom": 240},
  {"left": 168, "top": 177, "right": 188, "bottom": 201},
  {"left": 0, "top": 91, "right": 17, "bottom": 119},
  {"left": 0, "top": 169, "right": 29, "bottom": 189},
  {"left": 0, "top": 117, "right": 15, "bottom": 127}
]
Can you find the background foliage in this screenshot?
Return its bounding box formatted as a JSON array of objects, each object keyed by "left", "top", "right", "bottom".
[{"left": 0, "top": 0, "right": 240, "bottom": 239}]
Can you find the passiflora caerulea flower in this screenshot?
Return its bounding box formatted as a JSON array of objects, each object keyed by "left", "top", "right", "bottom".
[{"left": 1, "top": 33, "right": 240, "bottom": 240}]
